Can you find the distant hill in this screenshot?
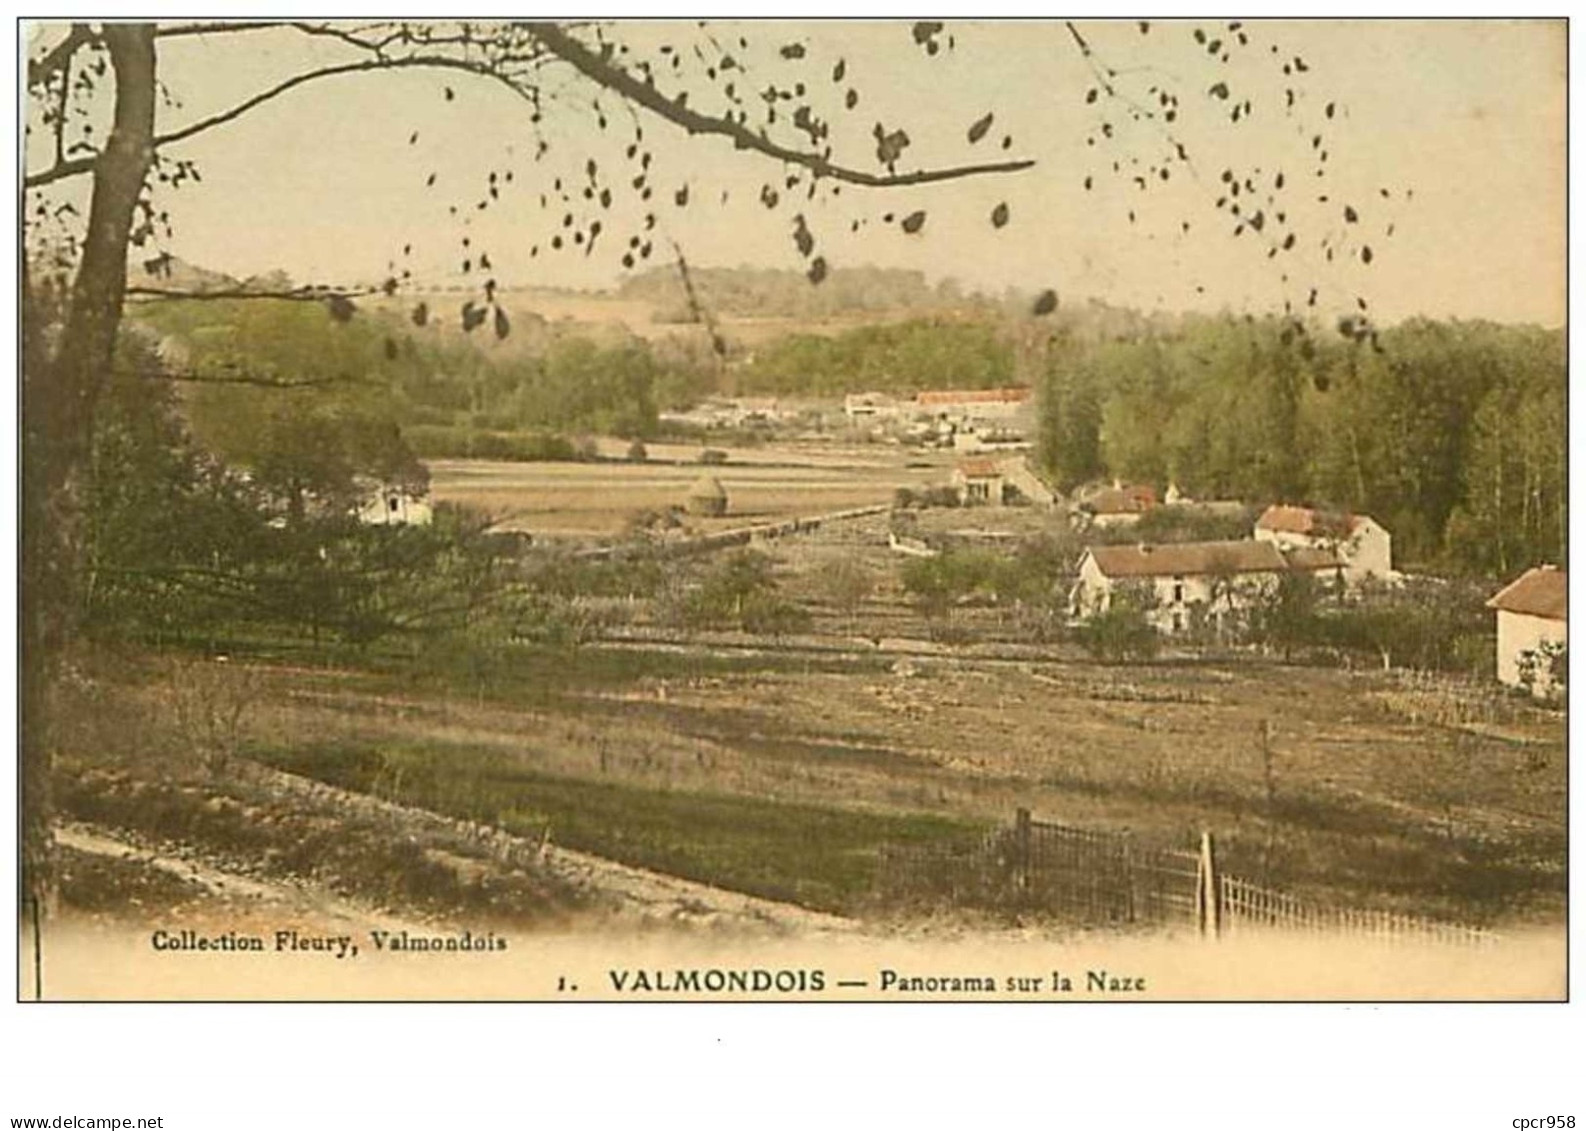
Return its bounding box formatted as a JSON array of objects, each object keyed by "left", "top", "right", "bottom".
[
  {"left": 127, "top": 254, "right": 245, "bottom": 294},
  {"left": 616, "top": 264, "right": 989, "bottom": 321}
]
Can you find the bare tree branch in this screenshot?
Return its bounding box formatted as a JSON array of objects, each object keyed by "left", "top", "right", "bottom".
[
  {"left": 522, "top": 21, "right": 1037, "bottom": 189},
  {"left": 29, "top": 20, "right": 1034, "bottom": 194},
  {"left": 27, "top": 23, "right": 97, "bottom": 89},
  {"left": 23, "top": 153, "right": 98, "bottom": 191},
  {"left": 26, "top": 45, "right": 551, "bottom": 189},
  {"left": 152, "top": 22, "right": 290, "bottom": 40}
]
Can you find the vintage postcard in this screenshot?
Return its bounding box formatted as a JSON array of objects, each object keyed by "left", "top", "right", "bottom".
[{"left": 16, "top": 17, "right": 1566, "bottom": 1003}]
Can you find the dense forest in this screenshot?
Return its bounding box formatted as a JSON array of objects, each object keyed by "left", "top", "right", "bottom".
[{"left": 1037, "top": 315, "right": 1566, "bottom": 577}]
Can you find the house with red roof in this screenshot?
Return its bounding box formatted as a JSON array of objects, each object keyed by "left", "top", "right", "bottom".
[
  {"left": 1073, "top": 482, "right": 1158, "bottom": 529},
  {"left": 1253, "top": 504, "right": 1392, "bottom": 585},
  {"left": 1073, "top": 539, "right": 1344, "bottom": 635},
  {"left": 1486, "top": 565, "right": 1567, "bottom": 695},
  {"left": 950, "top": 457, "right": 1006, "bottom": 506}
]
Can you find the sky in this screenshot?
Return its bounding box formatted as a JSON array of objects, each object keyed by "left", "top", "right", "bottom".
[{"left": 24, "top": 19, "right": 1567, "bottom": 327}]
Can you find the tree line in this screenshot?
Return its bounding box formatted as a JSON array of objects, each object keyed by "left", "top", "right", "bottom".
[{"left": 1038, "top": 315, "right": 1565, "bottom": 578}]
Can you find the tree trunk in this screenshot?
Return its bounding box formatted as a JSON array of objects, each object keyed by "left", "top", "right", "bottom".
[{"left": 21, "top": 24, "right": 156, "bottom": 913}]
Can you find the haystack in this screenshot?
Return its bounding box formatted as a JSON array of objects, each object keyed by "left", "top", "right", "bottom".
[{"left": 686, "top": 475, "right": 728, "bottom": 517}]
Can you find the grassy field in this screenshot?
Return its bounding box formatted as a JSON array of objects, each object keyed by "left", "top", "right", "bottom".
[
  {"left": 427, "top": 449, "right": 945, "bottom": 537},
  {"left": 256, "top": 738, "right": 984, "bottom": 914},
  {"left": 56, "top": 613, "right": 1565, "bottom": 931}
]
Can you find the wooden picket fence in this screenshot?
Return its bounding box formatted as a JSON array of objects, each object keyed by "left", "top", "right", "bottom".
[
  {"left": 875, "top": 808, "right": 1497, "bottom": 948},
  {"left": 1216, "top": 875, "right": 1497, "bottom": 948}
]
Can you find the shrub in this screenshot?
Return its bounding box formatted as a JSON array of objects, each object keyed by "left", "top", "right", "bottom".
[
  {"left": 740, "top": 593, "right": 813, "bottom": 637},
  {"left": 1075, "top": 602, "right": 1159, "bottom": 662}
]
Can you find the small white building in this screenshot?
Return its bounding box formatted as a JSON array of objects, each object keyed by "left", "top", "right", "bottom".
[
  {"left": 357, "top": 487, "right": 433, "bottom": 527},
  {"left": 1072, "top": 539, "right": 1343, "bottom": 635},
  {"left": 1486, "top": 566, "right": 1566, "bottom": 695},
  {"left": 1253, "top": 504, "right": 1392, "bottom": 585},
  {"left": 950, "top": 458, "right": 1006, "bottom": 506}
]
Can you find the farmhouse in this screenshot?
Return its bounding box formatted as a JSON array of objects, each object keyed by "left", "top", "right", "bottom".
[
  {"left": 950, "top": 458, "right": 1005, "bottom": 506},
  {"left": 1073, "top": 483, "right": 1158, "bottom": 529},
  {"left": 1072, "top": 539, "right": 1343, "bottom": 635},
  {"left": 1486, "top": 565, "right": 1567, "bottom": 695},
  {"left": 1253, "top": 504, "right": 1392, "bottom": 584},
  {"left": 356, "top": 486, "right": 433, "bottom": 527}
]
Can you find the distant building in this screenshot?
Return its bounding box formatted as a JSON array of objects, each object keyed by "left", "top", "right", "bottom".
[
  {"left": 1486, "top": 566, "right": 1567, "bottom": 695},
  {"left": 844, "top": 392, "right": 901, "bottom": 419},
  {"left": 914, "top": 386, "right": 1033, "bottom": 439},
  {"left": 1254, "top": 504, "right": 1392, "bottom": 585},
  {"left": 1074, "top": 483, "right": 1158, "bottom": 529},
  {"left": 914, "top": 387, "right": 1033, "bottom": 420},
  {"left": 1072, "top": 539, "right": 1343, "bottom": 635},
  {"left": 357, "top": 487, "right": 433, "bottom": 527},
  {"left": 731, "top": 397, "right": 782, "bottom": 425},
  {"left": 950, "top": 458, "right": 1006, "bottom": 506}
]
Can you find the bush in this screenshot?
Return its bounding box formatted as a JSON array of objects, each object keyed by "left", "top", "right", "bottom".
[
  {"left": 1075, "top": 602, "right": 1159, "bottom": 662},
  {"left": 626, "top": 440, "right": 649, "bottom": 462},
  {"left": 740, "top": 593, "right": 813, "bottom": 637},
  {"left": 700, "top": 448, "right": 729, "bottom": 465},
  {"left": 405, "top": 425, "right": 579, "bottom": 462}
]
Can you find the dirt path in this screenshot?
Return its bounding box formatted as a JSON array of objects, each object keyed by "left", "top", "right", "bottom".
[{"left": 57, "top": 821, "right": 438, "bottom": 938}]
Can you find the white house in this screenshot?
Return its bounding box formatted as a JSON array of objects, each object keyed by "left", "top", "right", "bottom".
[
  {"left": 1072, "top": 539, "right": 1343, "bottom": 635},
  {"left": 357, "top": 487, "right": 433, "bottom": 527},
  {"left": 1253, "top": 504, "right": 1392, "bottom": 584},
  {"left": 1486, "top": 565, "right": 1566, "bottom": 695},
  {"left": 950, "top": 458, "right": 1006, "bottom": 506}
]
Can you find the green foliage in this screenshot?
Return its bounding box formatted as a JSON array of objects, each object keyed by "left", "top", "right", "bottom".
[
  {"left": 735, "top": 319, "right": 1014, "bottom": 398},
  {"left": 1316, "top": 578, "right": 1495, "bottom": 674},
  {"left": 894, "top": 485, "right": 961, "bottom": 510},
  {"left": 1075, "top": 589, "right": 1160, "bottom": 662},
  {"left": 257, "top": 737, "right": 984, "bottom": 914},
  {"left": 618, "top": 264, "right": 973, "bottom": 321},
  {"left": 1249, "top": 572, "right": 1321, "bottom": 661},
  {"left": 1517, "top": 640, "right": 1567, "bottom": 702},
  {"left": 404, "top": 424, "right": 583, "bottom": 462},
  {"left": 136, "top": 297, "right": 668, "bottom": 446},
  {"left": 81, "top": 333, "right": 511, "bottom": 652},
  {"left": 669, "top": 549, "right": 807, "bottom": 636},
  {"left": 899, "top": 543, "right": 1067, "bottom": 624},
  {"left": 1038, "top": 315, "right": 1565, "bottom": 575},
  {"left": 815, "top": 557, "right": 873, "bottom": 624},
  {"left": 1126, "top": 504, "right": 1257, "bottom": 545}
]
